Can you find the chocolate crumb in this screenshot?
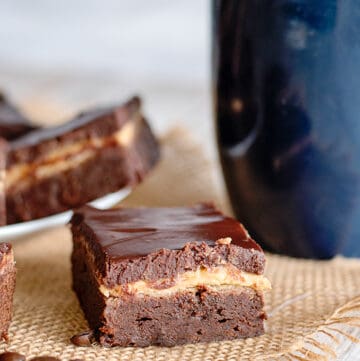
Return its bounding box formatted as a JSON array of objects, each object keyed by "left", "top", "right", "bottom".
[
  {"left": 29, "top": 357, "right": 60, "bottom": 361},
  {"left": 70, "top": 330, "right": 95, "bottom": 347},
  {"left": 0, "top": 352, "right": 26, "bottom": 361}
]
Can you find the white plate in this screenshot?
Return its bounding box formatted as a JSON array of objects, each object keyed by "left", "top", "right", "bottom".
[{"left": 0, "top": 187, "right": 131, "bottom": 242}]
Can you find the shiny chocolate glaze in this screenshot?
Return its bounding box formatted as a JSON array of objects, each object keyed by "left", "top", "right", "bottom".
[{"left": 72, "top": 203, "right": 261, "bottom": 259}]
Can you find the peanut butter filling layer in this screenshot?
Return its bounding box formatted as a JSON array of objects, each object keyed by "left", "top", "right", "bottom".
[
  {"left": 6, "top": 119, "right": 138, "bottom": 191},
  {"left": 99, "top": 265, "right": 271, "bottom": 298}
]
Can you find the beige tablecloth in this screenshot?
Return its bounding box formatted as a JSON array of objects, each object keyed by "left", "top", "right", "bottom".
[{"left": 1, "top": 128, "right": 360, "bottom": 361}]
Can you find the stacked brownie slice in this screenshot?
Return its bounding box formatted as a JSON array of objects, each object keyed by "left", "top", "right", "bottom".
[
  {"left": 3, "top": 96, "right": 159, "bottom": 224},
  {"left": 71, "top": 203, "right": 270, "bottom": 347}
]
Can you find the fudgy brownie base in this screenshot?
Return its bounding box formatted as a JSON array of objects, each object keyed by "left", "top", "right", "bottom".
[
  {"left": 6, "top": 118, "right": 159, "bottom": 224},
  {"left": 102, "top": 288, "right": 264, "bottom": 347},
  {"left": 0, "top": 243, "right": 16, "bottom": 341}
]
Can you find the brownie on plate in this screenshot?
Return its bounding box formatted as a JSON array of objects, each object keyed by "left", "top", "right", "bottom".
[
  {"left": 0, "top": 243, "right": 16, "bottom": 341},
  {"left": 6, "top": 97, "right": 159, "bottom": 224},
  {"left": 71, "top": 203, "right": 271, "bottom": 347}
]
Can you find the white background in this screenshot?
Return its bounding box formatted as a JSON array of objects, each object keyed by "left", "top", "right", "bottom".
[{"left": 0, "top": 0, "right": 214, "bottom": 156}]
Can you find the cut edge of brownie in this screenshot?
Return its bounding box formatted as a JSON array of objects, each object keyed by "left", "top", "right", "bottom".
[
  {"left": 72, "top": 235, "right": 267, "bottom": 347},
  {"left": 71, "top": 205, "right": 271, "bottom": 347},
  {"left": 0, "top": 243, "right": 16, "bottom": 342}
]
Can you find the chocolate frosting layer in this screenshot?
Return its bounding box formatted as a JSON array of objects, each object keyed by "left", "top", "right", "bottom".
[
  {"left": 8, "top": 97, "right": 141, "bottom": 166},
  {"left": 71, "top": 204, "right": 265, "bottom": 287},
  {"left": 0, "top": 93, "right": 37, "bottom": 140}
]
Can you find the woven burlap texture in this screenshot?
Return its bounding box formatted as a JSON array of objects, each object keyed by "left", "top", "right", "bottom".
[{"left": 1, "top": 128, "right": 360, "bottom": 361}]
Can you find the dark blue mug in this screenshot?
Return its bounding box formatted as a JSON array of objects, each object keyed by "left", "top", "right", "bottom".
[{"left": 213, "top": 0, "right": 360, "bottom": 258}]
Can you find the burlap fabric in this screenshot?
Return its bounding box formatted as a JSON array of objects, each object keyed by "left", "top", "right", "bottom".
[{"left": 1, "top": 128, "right": 360, "bottom": 360}]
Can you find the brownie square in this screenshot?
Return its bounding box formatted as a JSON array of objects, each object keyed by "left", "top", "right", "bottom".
[
  {"left": 71, "top": 203, "right": 270, "bottom": 347},
  {"left": 0, "top": 243, "right": 16, "bottom": 341},
  {"left": 6, "top": 97, "right": 159, "bottom": 224}
]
